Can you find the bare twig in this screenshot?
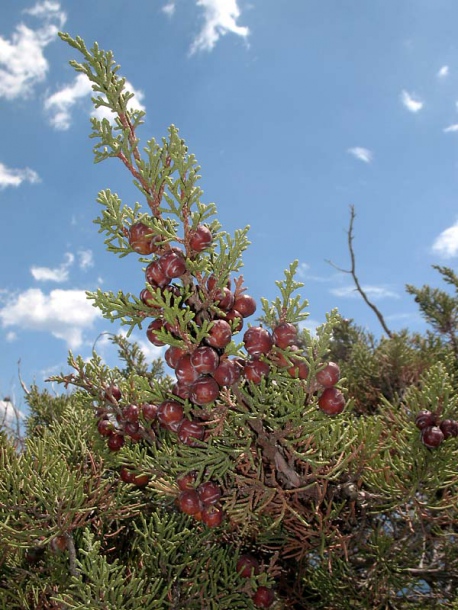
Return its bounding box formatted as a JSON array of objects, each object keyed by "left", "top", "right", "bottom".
[{"left": 327, "top": 205, "right": 393, "bottom": 337}]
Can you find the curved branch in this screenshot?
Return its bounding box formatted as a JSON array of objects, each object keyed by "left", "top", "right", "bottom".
[{"left": 327, "top": 205, "right": 393, "bottom": 338}]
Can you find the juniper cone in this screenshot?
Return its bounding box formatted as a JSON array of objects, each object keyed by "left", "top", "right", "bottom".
[{"left": 1, "top": 33, "right": 458, "bottom": 610}]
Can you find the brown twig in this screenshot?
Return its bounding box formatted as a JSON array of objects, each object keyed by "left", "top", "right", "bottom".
[{"left": 327, "top": 205, "right": 393, "bottom": 338}]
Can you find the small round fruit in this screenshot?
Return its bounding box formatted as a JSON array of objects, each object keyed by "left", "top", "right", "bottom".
[
  {"left": 171, "top": 382, "right": 192, "bottom": 400},
  {"left": 128, "top": 222, "right": 158, "bottom": 255},
  {"left": 197, "top": 481, "right": 222, "bottom": 505},
  {"left": 190, "top": 346, "right": 220, "bottom": 374},
  {"left": 233, "top": 294, "right": 257, "bottom": 318},
  {"left": 104, "top": 384, "right": 122, "bottom": 403},
  {"left": 190, "top": 376, "right": 220, "bottom": 406},
  {"left": 252, "top": 586, "right": 275, "bottom": 608},
  {"left": 124, "top": 421, "right": 142, "bottom": 439},
  {"left": 121, "top": 466, "right": 151, "bottom": 487},
  {"left": 141, "top": 403, "right": 158, "bottom": 421},
  {"left": 157, "top": 400, "right": 185, "bottom": 431},
  {"left": 421, "top": 426, "right": 444, "bottom": 448},
  {"left": 97, "top": 419, "right": 114, "bottom": 437},
  {"left": 146, "top": 319, "right": 167, "bottom": 346},
  {"left": 224, "top": 309, "right": 244, "bottom": 332},
  {"left": 107, "top": 433, "right": 125, "bottom": 451},
  {"left": 159, "top": 249, "right": 186, "bottom": 279},
  {"left": 206, "top": 319, "right": 233, "bottom": 349},
  {"left": 177, "top": 419, "right": 205, "bottom": 446},
  {"left": 145, "top": 259, "right": 170, "bottom": 288},
  {"left": 175, "top": 354, "right": 200, "bottom": 385},
  {"left": 190, "top": 224, "right": 213, "bottom": 252},
  {"left": 177, "top": 471, "right": 198, "bottom": 491},
  {"left": 201, "top": 505, "right": 224, "bottom": 527},
  {"left": 244, "top": 359, "right": 270, "bottom": 384},
  {"left": 122, "top": 404, "right": 139, "bottom": 424},
  {"left": 439, "top": 419, "right": 455, "bottom": 439},
  {"left": 287, "top": 357, "right": 309, "bottom": 380},
  {"left": 165, "top": 345, "right": 187, "bottom": 369},
  {"left": 178, "top": 489, "right": 202, "bottom": 515},
  {"left": 318, "top": 387, "right": 345, "bottom": 416},
  {"left": 316, "top": 362, "right": 340, "bottom": 388},
  {"left": 415, "top": 410, "right": 436, "bottom": 430},
  {"left": 213, "top": 358, "right": 241, "bottom": 386},
  {"left": 236, "top": 554, "right": 260, "bottom": 578},
  {"left": 243, "top": 327, "right": 273, "bottom": 357},
  {"left": 216, "top": 287, "right": 235, "bottom": 312},
  {"left": 272, "top": 322, "right": 297, "bottom": 349}
]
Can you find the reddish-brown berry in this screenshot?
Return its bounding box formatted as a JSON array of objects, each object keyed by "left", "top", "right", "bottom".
[
  {"left": 421, "top": 426, "right": 444, "bottom": 448},
  {"left": 145, "top": 259, "right": 170, "bottom": 288},
  {"left": 159, "top": 249, "right": 186, "bottom": 278},
  {"left": 201, "top": 505, "right": 224, "bottom": 527},
  {"left": 243, "top": 327, "right": 273, "bottom": 357},
  {"left": 107, "top": 433, "right": 125, "bottom": 451},
  {"left": 141, "top": 403, "right": 158, "bottom": 421},
  {"left": 318, "top": 387, "right": 346, "bottom": 416},
  {"left": 122, "top": 404, "right": 139, "bottom": 424},
  {"left": 224, "top": 309, "right": 244, "bottom": 332},
  {"left": 415, "top": 410, "right": 436, "bottom": 430},
  {"left": 272, "top": 322, "right": 297, "bottom": 349},
  {"left": 190, "top": 376, "right": 220, "bottom": 406},
  {"left": 190, "top": 346, "right": 220, "bottom": 374},
  {"left": 287, "top": 358, "right": 309, "bottom": 380},
  {"left": 213, "top": 358, "right": 241, "bottom": 386},
  {"left": 244, "top": 359, "right": 270, "bottom": 384},
  {"left": 216, "top": 287, "right": 235, "bottom": 312},
  {"left": 206, "top": 319, "right": 233, "bottom": 349},
  {"left": 177, "top": 471, "right": 198, "bottom": 491},
  {"left": 97, "top": 419, "right": 114, "bottom": 437},
  {"left": 146, "top": 319, "right": 167, "bottom": 346},
  {"left": 165, "top": 345, "right": 187, "bottom": 369},
  {"left": 316, "top": 362, "right": 340, "bottom": 388},
  {"left": 233, "top": 294, "right": 257, "bottom": 318},
  {"left": 175, "top": 354, "right": 200, "bottom": 385},
  {"left": 439, "top": 419, "right": 455, "bottom": 439},
  {"left": 190, "top": 224, "right": 213, "bottom": 252},
  {"left": 253, "top": 586, "right": 275, "bottom": 608},
  {"left": 157, "top": 400, "right": 184, "bottom": 431},
  {"left": 178, "top": 489, "right": 202, "bottom": 515},
  {"left": 236, "top": 554, "right": 260, "bottom": 578},
  {"left": 129, "top": 222, "right": 158, "bottom": 255},
  {"left": 104, "top": 384, "right": 122, "bottom": 403},
  {"left": 177, "top": 419, "right": 205, "bottom": 446},
  {"left": 197, "top": 481, "right": 222, "bottom": 505}
]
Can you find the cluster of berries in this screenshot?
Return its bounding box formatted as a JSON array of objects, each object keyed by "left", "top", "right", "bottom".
[
  {"left": 176, "top": 471, "right": 224, "bottom": 528},
  {"left": 415, "top": 410, "right": 458, "bottom": 448},
  {"left": 236, "top": 554, "right": 275, "bottom": 608}
]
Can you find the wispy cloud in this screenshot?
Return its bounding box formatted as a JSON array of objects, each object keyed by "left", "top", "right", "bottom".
[
  {"left": 45, "top": 74, "right": 145, "bottom": 130},
  {"left": 0, "top": 1, "right": 66, "bottom": 100},
  {"left": 189, "top": 0, "right": 249, "bottom": 55},
  {"left": 432, "top": 220, "right": 458, "bottom": 259},
  {"left": 0, "top": 162, "right": 40, "bottom": 189},
  {"left": 347, "top": 147, "right": 373, "bottom": 163},
  {"left": 78, "top": 250, "right": 94, "bottom": 270},
  {"left": 330, "top": 285, "right": 399, "bottom": 300},
  {"left": 30, "top": 253, "right": 74, "bottom": 282},
  {"left": 400, "top": 90, "right": 423, "bottom": 113},
  {"left": 162, "top": 1, "right": 176, "bottom": 16},
  {"left": 0, "top": 288, "right": 101, "bottom": 349},
  {"left": 443, "top": 124, "right": 458, "bottom": 133},
  {"left": 437, "top": 65, "right": 449, "bottom": 79}
]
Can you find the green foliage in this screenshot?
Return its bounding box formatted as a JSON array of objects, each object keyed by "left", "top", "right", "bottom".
[{"left": 2, "top": 32, "right": 458, "bottom": 609}]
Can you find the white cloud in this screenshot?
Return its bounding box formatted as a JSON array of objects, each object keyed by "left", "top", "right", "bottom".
[
  {"left": 432, "top": 221, "right": 458, "bottom": 259},
  {"left": 30, "top": 253, "right": 74, "bottom": 282},
  {"left": 0, "top": 162, "right": 40, "bottom": 189},
  {"left": 347, "top": 147, "right": 373, "bottom": 163},
  {"left": 78, "top": 250, "right": 94, "bottom": 270},
  {"left": 162, "top": 1, "right": 176, "bottom": 16},
  {"left": 330, "top": 285, "right": 399, "bottom": 300},
  {"left": 400, "top": 90, "right": 423, "bottom": 113},
  {"left": 189, "top": 0, "right": 250, "bottom": 55},
  {"left": 44, "top": 73, "right": 93, "bottom": 130},
  {"left": 437, "top": 65, "right": 449, "bottom": 78},
  {"left": 0, "top": 1, "right": 66, "bottom": 100},
  {"left": 45, "top": 74, "right": 145, "bottom": 130},
  {"left": 0, "top": 288, "right": 100, "bottom": 349},
  {"left": 296, "top": 262, "right": 310, "bottom": 279},
  {"left": 443, "top": 124, "right": 458, "bottom": 133}
]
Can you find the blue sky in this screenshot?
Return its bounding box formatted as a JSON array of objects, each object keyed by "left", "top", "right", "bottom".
[{"left": 1, "top": 0, "right": 458, "bottom": 422}]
